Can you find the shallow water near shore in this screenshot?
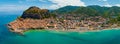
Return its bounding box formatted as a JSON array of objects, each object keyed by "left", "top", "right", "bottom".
[{"left": 0, "top": 15, "right": 120, "bottom": 44}]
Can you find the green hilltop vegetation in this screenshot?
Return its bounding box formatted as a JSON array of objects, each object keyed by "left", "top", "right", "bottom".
[
  {"left": 20, "top": 5, "right": 120, "bottom": 24},
  {"left": 21, "top": 6, "right": 56, "bottom": 19},
  {"left": 53, "top": 5, "right": 120, "bottom": 16},
  {"left": 52, "top": 5, "right": 120, "bottom": 24}
]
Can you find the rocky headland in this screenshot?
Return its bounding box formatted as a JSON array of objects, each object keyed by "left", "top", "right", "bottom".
[{"left": 8, "top": 6, "right": 120, "bottom": 33}]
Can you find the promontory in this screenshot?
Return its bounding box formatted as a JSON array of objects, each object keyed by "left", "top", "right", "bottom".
[{"left": 8, "top": 6, "right": 120, "bottom": 33}]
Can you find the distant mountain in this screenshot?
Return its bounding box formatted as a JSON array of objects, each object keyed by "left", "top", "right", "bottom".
[
  {"left": 53, "top": 5, "right": 120, "bottom": 17},
  {"left": 87, "top": 5, "right": 109, "bottom": 14},
  {"left": 52, "top": 6, "right": 80, "bottom": 14}
]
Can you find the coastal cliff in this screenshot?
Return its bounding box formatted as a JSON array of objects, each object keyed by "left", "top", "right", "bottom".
[
  {"left": 8, "top": 6, "right": 120, "bottom": 33},
  {"left": 21, "top": 6, "right": 50, "bottom": 19}
]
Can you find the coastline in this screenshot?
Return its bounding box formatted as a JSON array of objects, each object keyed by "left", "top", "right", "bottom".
[
  {"left": 7, "top": 6, "right": 120, "bottom": 34},
  {"left": 23, "top": 27, "right": 120, "bottom": 34}
]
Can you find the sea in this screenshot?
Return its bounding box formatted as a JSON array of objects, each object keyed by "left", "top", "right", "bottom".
[{"left": 0, "top": 15, "right": 120, "bottom": 44}]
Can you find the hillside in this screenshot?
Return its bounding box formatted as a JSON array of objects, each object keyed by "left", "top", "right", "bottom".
[
  {"left": 53, "top": 5, "right": 120, "bottom": 17},
  {"left": 21, "top": 6, "right": 54, "bottom": 19}
]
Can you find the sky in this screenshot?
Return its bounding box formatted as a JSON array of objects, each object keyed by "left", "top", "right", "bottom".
[{"left": 0, "top": 0, "right": 120, "bottom": 15}]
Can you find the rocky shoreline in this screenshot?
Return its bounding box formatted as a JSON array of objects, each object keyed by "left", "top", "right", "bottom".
[{"left": 7, "top": 17, "right": 120, "bottom": 33}]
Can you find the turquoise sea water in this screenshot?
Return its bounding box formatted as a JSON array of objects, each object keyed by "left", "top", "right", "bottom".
[{"left": 0, "top": 15, "right": 120, "bottom": 44}]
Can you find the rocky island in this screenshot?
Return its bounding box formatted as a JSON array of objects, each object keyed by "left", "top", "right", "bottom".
[{"left": 8, "top": 6, "right": 120, "bottom": 33}]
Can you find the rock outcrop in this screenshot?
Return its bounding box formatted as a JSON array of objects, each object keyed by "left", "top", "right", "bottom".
[
  {"left": 21, "top": 6, "right": 50, "bottom": 19},
  {"left": 8, "top": 6, "right": 53, "bottom": 33}
]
